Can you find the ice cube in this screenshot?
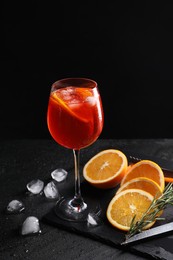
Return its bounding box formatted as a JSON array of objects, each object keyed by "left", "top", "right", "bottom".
[
  {"left": 6, "top": 199, "right": 25, "bottom": 214},
  {"left": 60, "top": 88, "right": 74, "bottom": 100},
  {"left": 43, "top": 181, "right": 60, "bottom": 199},
  {"left": 21, "top": 216, "right": 41, "bottom": 236},
  {"left": 51, "top": 168, "right": 68, "bottom": 182},
  {"left": 68, "top": 102, "right": 81, "bottom": 110},
  {"left": 61, "top": 88, "right": 74, "bottom": 95},
  {"left": 85, "top": 96, "right": 96, "bottom": 106},
  {"left": 27, "top": 179, "right": 44, "bottom": 194},
  {"left": 87, "top": 213, "right": 102, "bottom": 227}
]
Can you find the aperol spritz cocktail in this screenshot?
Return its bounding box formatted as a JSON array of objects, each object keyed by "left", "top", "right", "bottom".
[{"left": 47, "top": 78, "right": 104, "bottom": 221}]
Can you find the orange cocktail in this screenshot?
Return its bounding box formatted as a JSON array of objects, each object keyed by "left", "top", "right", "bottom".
[
  {"left": 47, "top": 78, "right": 104, "bottom": 222},
  {"left": 47, "top": 86, "right": 103, "bottom": 150}
]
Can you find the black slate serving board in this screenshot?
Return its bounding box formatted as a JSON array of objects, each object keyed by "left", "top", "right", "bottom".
[{"left": 42, "top": 155, "right": 173, "bottom": 260}]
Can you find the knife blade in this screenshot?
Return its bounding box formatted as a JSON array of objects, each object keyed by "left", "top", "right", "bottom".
[{"left": 121, "top": 222, "right": 173, "bottom": 246}]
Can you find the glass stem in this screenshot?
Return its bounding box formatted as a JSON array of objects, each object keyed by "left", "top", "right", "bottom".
[{"left": 72, "top": 149, "right": 84, "bottom": 206}]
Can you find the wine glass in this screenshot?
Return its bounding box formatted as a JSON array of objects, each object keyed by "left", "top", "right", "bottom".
[{"left": 47, "top": 77, "right": 104, "bottom": 222}]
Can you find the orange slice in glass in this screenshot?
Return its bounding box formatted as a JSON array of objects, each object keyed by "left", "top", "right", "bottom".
[{"left": 51, "top": 92, "right": 88, "bottom": 123}]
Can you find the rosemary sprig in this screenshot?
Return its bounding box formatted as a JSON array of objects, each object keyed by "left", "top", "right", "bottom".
[{"left": 126, "top": 182, "right": 173, "bottom": 240}]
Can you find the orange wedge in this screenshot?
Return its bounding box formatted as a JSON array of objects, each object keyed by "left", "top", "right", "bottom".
[
  {"left": 106, "top": 189, "right": 156, "bottom": 231},
  {"left": 121, "top": 160, "right": 165, "bottom": 192},
  {"left": 83, "top": 149, "right": 128, "bottom": 189},
  {"left": 51, "top": 91, "right": 88, "bottom": 123},
  {"left": 117, "top": 177, "right": 162, "bottom": 199},
  {"left": 75, "top": 87, "right": 93, "bottom": 98}
]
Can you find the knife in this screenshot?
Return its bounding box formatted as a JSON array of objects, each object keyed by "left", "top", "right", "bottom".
[{"left": 121, "top": 222, "right": 173, "bottom": 246}]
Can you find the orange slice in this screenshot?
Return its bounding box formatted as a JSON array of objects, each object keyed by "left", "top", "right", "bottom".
[
  {"left": 51, "top": 91, "right": 88, "bottom": 123},
  {"left": 121, "top": 160, "right": 165, "bottom": 192},
  {"left": 83, "top": 149, "right": 128, "bottom": 189},
  {"left": 75, "top": 87, "right": 93, "bottom": 98},
  {"left": 106, "top": 189, "right": 155, "bottom": 231},
  {"left": 117, "top": 177, "right": 162, "bottom": 199}
]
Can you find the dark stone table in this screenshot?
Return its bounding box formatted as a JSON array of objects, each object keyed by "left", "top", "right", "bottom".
[{"left": 1, "top": 138, "right": 173, "bottom": 260}]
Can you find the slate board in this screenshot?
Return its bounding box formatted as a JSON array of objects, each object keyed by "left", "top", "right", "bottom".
[{"left": 42, "top": 155, "right": 173, "bottom": 260}]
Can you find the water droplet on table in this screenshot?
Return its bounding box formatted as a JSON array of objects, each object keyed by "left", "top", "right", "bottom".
[
  {"left": 51, "top": 168, "right": 68, "bottom": 182},
  {"left": 27, "top": 179, "right": 44, "bottom": 194},
  {"left": 6, "top": 199, "right": 25, "bottom": 214},
  {"left": 21, "top": 216, "right": 41, "bottom": 235},
  {"left": 44, "top": 181, "right": 60, "bottom": 199}
]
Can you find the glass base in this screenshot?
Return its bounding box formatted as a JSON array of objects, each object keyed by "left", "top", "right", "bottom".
[{"left": 54, "top": 196, "right": 101, "bottom": 222}]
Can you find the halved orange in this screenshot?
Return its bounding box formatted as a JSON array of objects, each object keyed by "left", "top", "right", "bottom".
[
  {"left": 117, "top": 177, "right": 162, "bottom": 199},
  {"left": 83, "top": 149, "right": 128, "bottom": 189},
  {"left": 106, "top": 188, "right": 156, "bottom": 231},
  {"left": 121, "top": 160, "right": 165, "bottom": 192}
]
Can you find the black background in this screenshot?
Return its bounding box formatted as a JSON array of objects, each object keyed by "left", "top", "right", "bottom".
[{"left": 1, "top": 2, "right": 173, "bottom": 139}]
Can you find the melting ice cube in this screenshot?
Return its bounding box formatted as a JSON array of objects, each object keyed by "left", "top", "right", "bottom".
[
  {"left": 6, "top": 199, "right": 25, "bottom": 214},
  {"left": 21, "top": 216, "right": 41, "bottom": 236},
  {"left": 51, "top": 168, "right": 68, "bottom": 182},
  {"left": 27, "top": 179, "right": 44, "bottom": 194},
  {"left": 87, "top": 213, "right": 102, "bottom": 227},
  {"left": 85, "top": 96, "right": 96, "bottom": 106},
  {"left": 44, "top": 181, "right": 60, "bottom": 199}
]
